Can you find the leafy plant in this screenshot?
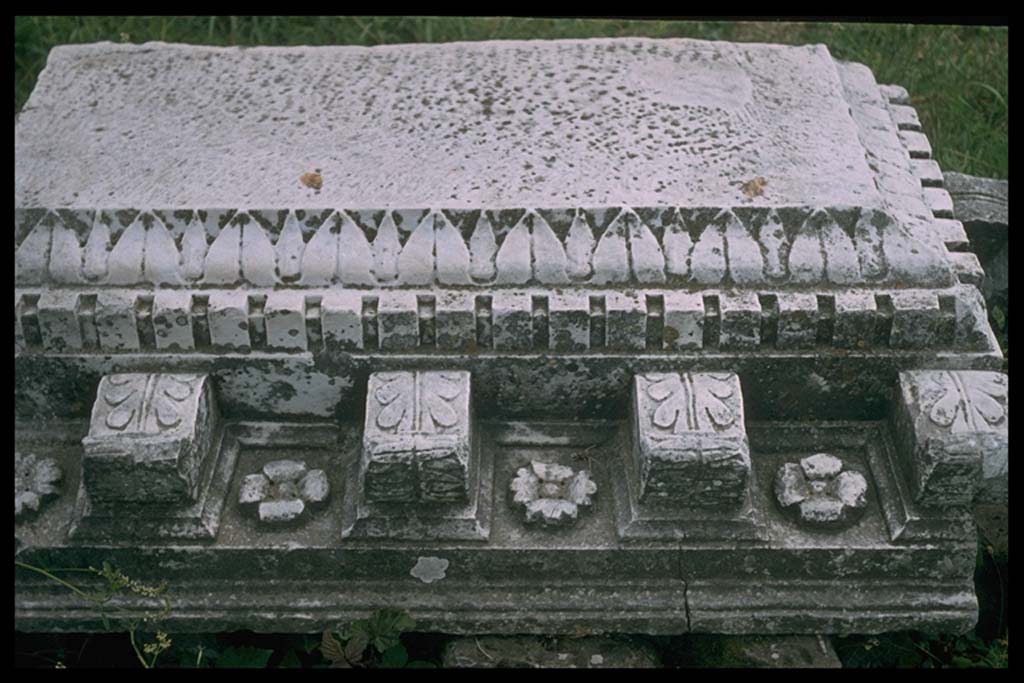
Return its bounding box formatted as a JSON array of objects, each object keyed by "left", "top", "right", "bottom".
[
  {"left": 836, "top": 631, "right": 1009, "bottom": 668},
  {"left": 213, "top": 645, "right": 275, "bottom": 668},
  {"left": 321, "top": 608, "right": 433, "bottom": 668},
  {"left": 15, "top": 560, "right": 172, "bottom": 668}
]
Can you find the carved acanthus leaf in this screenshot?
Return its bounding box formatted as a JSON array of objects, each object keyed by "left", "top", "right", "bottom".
[
  {"left": 419, "top": 373, "right": 464, "bottom": 431},
  {"left": 928, "top": 371, "right": 1006, "bottom": 431},
  {"left": 644, "top": 373, "right": 736, "bottom": 433},
  {"left": 374, "top": 373, "right": 412, "bottom": 431},
  {"left": 101, "top": 374, "right": 199, "bottom": 432}
]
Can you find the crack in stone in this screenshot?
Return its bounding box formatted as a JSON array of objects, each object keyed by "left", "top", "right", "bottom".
[{"left": 678, "top": 542, "right": 692, "bottom": 633}]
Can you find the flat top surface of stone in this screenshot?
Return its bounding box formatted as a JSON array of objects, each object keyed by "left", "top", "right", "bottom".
[{"left": 16, "top": 39, "right": 882, "bottom": 210}]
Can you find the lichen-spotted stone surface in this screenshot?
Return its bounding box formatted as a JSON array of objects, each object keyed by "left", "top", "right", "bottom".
[
  {"left": 630, "top": 372, "right": 751, "bottom": 508},
  {"left": 362, "top": 370, "right": 473, "bottom": 504},
  {"left": 17, "top": 40, "right": 971, "bottom": 294},
  {"left": 81, "top": 373, "right": 214, "bottom": 505},
  {"left": 13, "top": 37, "right": 1007, "bottom": 636},
  {"left": 18, "top": 40, "right": 880, "bottom": 210}
]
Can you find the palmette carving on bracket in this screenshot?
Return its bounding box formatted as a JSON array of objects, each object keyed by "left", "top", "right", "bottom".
[
  {"left": 98, "top": 373, "right": 201, "bottom": 433},
  {"left": 362, "top": 371, "right": 472, "bottom": 504},
  {"left": 895, "top": 370, "right": 1008, "bottom": 507},
  {"left": 921, "top": 371, "right": 1007, "bottom": 431},
  {"left": 631, "top": 372, "right": 751, "bottom": 509},
  {"left": 642, "top": 372, "right": 738, "bottom": 433},
  {"left": 509, "top": 461, "right": 597, "bottom": 528},
  {"left": 373, "top": 372, "right": 465, "bottom": 434}
]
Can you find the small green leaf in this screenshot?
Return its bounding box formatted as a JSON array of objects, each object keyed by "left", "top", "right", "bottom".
[
  {"left": 215, "top": 646, "right": 274, "bottom": 668},
  {"left": 952, "top": 655, "right": 976, "bottom": 668},
  {"left": 302, "top": 634, "right": 321, "bottom": 654},
  {"left": 320, "top": 631, "right": 346, "bottom": 665},
  {"left": 380, "top": 644, "right": 408, "bottom": 668},
  {"left": 345, "top": 631, "right": 370, "bottom": 663},
  {"left": 279, "top": 650, "right": 302, "bottom": 668},
  {"left": 372, "top": 634, "right": 401, "bottom": 654},
  {"left": 341, "top": 618, "right": 370, "bottom": 642},
  {"left": 406, "top": 660, "right": 436, "bottom": 668},
  {"left": 371, "top": 607, "right": 416, "bottom": 636}
]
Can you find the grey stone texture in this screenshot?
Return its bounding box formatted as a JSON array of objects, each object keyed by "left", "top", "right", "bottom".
[
  {"left": 13, "top": 39, "right": 1008, "bottom": 635},
  {"left": 16, "top": 42, "right": 905, "bottom": 211},
  {"left": 892, "top": 371, "right": 1008, "bottom": 506},
  {"left": 631, "top": 373, "right": 750, "bottom": 508},
  {"left": 362, "top": 371, "right": 472, "bottom": 504},
  {"left": 81, "top": 373, "right": 214, "bottom": 504},
  {"left": 443, "top": 635, "right": 662, "bottom": 668},
  {"left": 944, "top": 172, "right": 1008, "bottom": 307}
]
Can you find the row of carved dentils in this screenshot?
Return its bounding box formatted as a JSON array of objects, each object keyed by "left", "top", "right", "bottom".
[
  {"left": 14, "top": 204, "right": 952, "bottom": 288},
  {"left": 16, "top": 287, "right": 973, "bottom": 355},
  {"left": 878, "top": 83, "right": 985, "bottom": 287}
]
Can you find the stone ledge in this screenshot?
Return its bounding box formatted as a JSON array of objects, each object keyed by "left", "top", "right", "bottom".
[
  {"left": 13, "top": 285, "right": 995, "bottom": 355},
  {"left": 13, "top": 207, "right": 959, "bottom": 289}
]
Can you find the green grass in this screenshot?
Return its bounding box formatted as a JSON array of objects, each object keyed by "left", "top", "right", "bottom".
[{"left": 14, "top": 17, "right": 1007, "bottom": 178}]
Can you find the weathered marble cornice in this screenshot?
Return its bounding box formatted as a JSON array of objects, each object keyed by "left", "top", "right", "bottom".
[
  {"left": 14, "top": 285, "right": 996, "bottom": 355},
  {"left": 14, "top": 37, "right": 1006, "bottom": 636},
  {"left": 15, "top": 205, "right": 958, "bottom": 289}
]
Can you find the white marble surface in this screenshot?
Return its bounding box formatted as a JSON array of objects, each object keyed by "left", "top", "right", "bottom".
[{"left": 16, "top": 39, "right": 881, "bottom": 210}]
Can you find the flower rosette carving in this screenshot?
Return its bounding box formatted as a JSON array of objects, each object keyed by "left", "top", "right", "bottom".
[
  {"left": 15, "top": 452, "right": 62, "bottom": 518},
  {"left": 239, "top": 459, "right": 330, "bottom": 525},
  {"left": 773, "top": 453, "right": 868, "bottom": 529},
  {"left": 510, "top": 461, "right": 597, "bottom": 528}
]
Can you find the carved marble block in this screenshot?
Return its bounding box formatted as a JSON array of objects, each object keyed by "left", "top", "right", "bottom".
[
  {"left": 362, "top": 371, "right": 472, "bottom": 504},
  {"left": 630, "top": 372, "right": 750, "bottom": 508},
  {"left": 892, "top": 370, "right": 1008, "bottom": 506},
  {"left": 82, "top": 373, "right": 217, "bottom": 504},
  {"left": 71, "top": 371, "right": 236, "bottom": 540},
  {"left": 13, "top": 38, "right": 1008, "bottom": 635}
]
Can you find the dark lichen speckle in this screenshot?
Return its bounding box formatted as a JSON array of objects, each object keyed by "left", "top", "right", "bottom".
[{"left": 17, "top": 40, "right": 879, "bottom": 210}]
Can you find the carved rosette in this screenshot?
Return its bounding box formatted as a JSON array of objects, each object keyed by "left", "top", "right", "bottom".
[
  {"left": 239, "top": 459, "right": 330, "bottom": 525},
  {"left": 15, "top": 452, "right": 62, "bottom": 518},
  {"left": 774, "top": 453, "right": 868, "bottom": 529},
  {"left": 509, "top": 461, "right": 596, "bottom": 528}
]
